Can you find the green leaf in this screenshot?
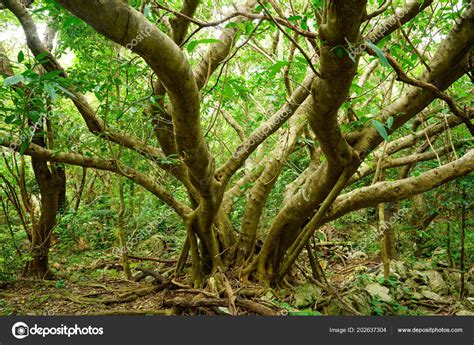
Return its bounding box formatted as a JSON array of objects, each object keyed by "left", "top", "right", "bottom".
[
  {"left": 3, "top": 74, "right": 25, "bottom": 87},
  {"left": 268, "top": 61, "right": 288, "bottom": 76},
  {"left": 366, "top": 41, "right": 390, "bottom": 68},
  {"left": 44, "top": 83, "right": 58, "bottom": 100},
  {"left": 387, "top": 116, "right": 394, "bottom": 129},
  {"left": 372, "top": 119, "right": 389, "bottom": 141},
  {"left": 55, "top": 84, "right": 76, "bottom": 99},
  {"left": 27, "top": 111, "right": 41, "bottom": 123},
  {"left": 301, "top": 17, "right": 308, "bottom": 30},
  {"left": 5, "top": 115, "right": 16, "bottom": 124},
  {"left": 224, "top": 22, "right": 238, "bottom": 29},
  {"left": 334, "top": 47, "right": 344, "bottom": 58},
  {"left": 55, "top": 279, "right": 65, "bottom": 288},
  {"left": 35, "top": 52, "right": 49, "bottom": 61},
  {"left": 19, "top": 139, "right": 30, "bottom": 154},
  {"left": 17, "top": 51, "right": 25, "bottom": 63},
  {"left": 187, "top": 38, "right": 222, "bottom": 53},
  {"left": 62, "top": 16, "right": 82, "bottom": 29},
  {"left": 287, "top": 15, "right": 302, "bottom": 21},
  {"left": 351, "top": 83, "right": 363, "bottom": 93},
  {"left": 43, "top": 70, "right": 63, "bottom": 80}
]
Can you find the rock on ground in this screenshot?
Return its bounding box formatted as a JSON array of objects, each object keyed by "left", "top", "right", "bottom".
[{"left": 365, "top": 283, "right": 393, "bottom": 303}]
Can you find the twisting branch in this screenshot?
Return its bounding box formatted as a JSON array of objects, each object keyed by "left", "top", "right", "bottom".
[
  {"left": 364, "top": 0, "right": 392, "bottom": 21},
  {"left": 368, "top": 49, "right": 474, "bottom": 136},
  {"left": 152, "top": 1, "right": 318, "bottom": 39},
  {"left": 351, "top": 138, "right": 473, "bottom": 183},
  {"left": 0, "top": 138, "right": 191, "bottom": 218},
  {"left": 325, "top": 150, "right": 474, "bottom": 222},
  {"left": 221, "top": 109, "right": 246, "bottom": 142},
  {"left": 168, "top": 0, "right": 200, "bottom": 46}
]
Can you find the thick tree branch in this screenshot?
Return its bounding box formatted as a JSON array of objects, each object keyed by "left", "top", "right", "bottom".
[
  {"left": 368, "top": 0, "right": 434, "bottom": 45},
  {"left": 353, "top": 139, "right": 472, "bottom": 182},
  {"left": 307, "top": 0, "right": 367, "bottom": 167},
  {"left": 221, "top": 109, "right": 246, "bottom": 142},
  {"left": 0, "top": 139, "right": 191, "bottom": 218},
  {"left": 386, "top": 112, "right": 473, "bottom": 156},
  {"left": 326, "top": 150, "right": 474, "bottom": 222},
  {"left": 168, "top": 0, "right": 200, "bottom": 46}
]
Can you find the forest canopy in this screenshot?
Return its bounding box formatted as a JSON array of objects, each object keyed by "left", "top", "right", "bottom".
[{"left": 0, "top": 0, "right": 472, "bottom": 316}]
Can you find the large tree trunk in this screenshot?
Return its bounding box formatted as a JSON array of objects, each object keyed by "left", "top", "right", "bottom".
[
  {"left": 56, "top": 166, "right": 67, "bottom": 214},
  {"left": 21, "top": 22, "right": 65, "bottom": 279},
  {"left": 23, "top": 151, "right": 61, "bottom": 279}
]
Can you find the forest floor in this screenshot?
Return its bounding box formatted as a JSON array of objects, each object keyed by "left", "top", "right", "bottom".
[
  {"left": 1, "top": 223, "right": 473, "bottom": 316},
  {"left": 1, "top": 249, "right": 472, "bottom": 316}
]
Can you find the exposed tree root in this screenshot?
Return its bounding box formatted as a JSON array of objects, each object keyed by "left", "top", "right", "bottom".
[
  {"left": 40, "top": 286, "right": 159, "bottom": 306},
  {"left": 162, "top": 295, "right": 278, "bottom": 316},
  {"left": 135, "top": 267, "right": 169, "bottom": 285},
  {"left": 235, "top": 286, "right": 267, "bottom": 297},
  {"left": 4, "top": 277, "right": 278, "bottom": 315},
  {"left": 86, "top": 309, "right": 178, "bottom": 316}
]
